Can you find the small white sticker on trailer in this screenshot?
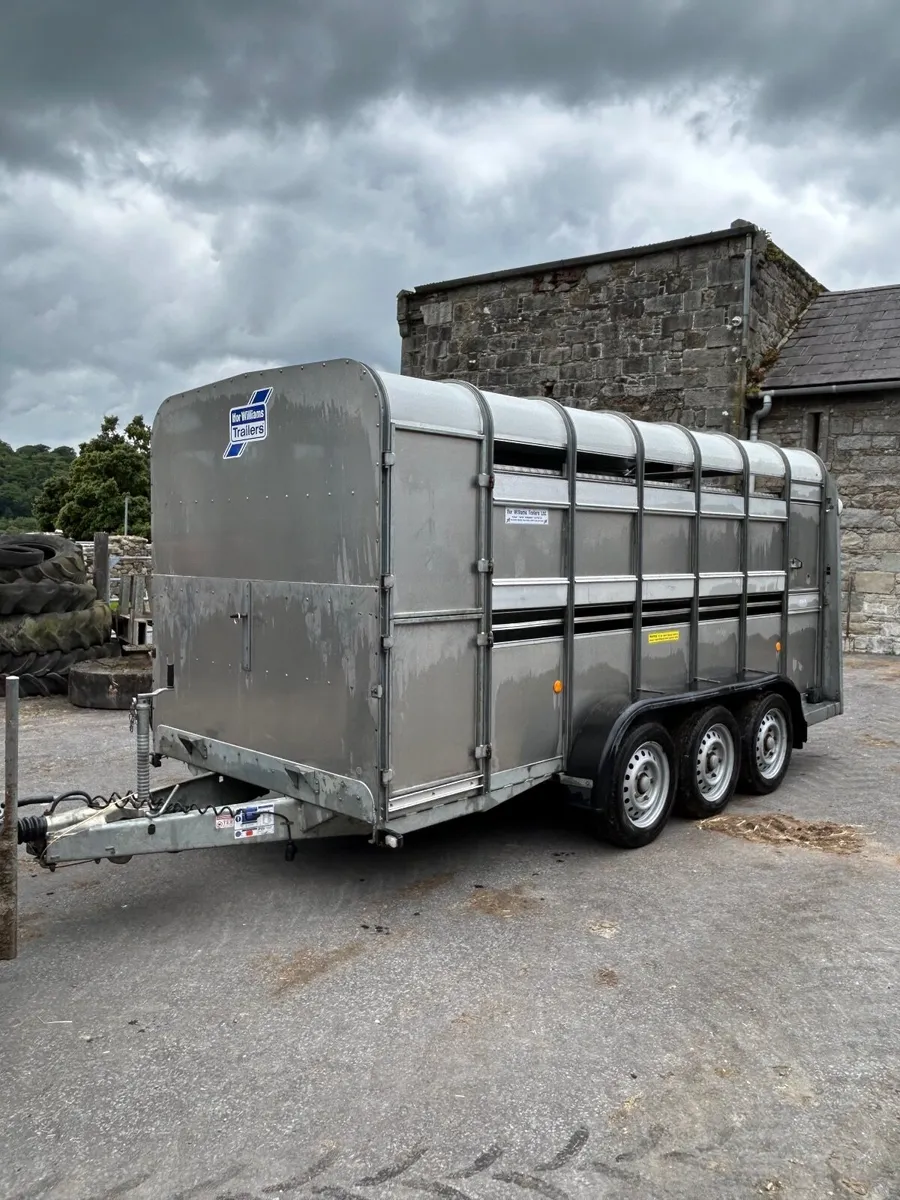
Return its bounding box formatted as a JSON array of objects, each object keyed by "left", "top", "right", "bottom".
[
  {"left": 233, "top": 801, "right": 276, "bottom": 839},
  {"left": 505, "top": 507, "right": 549, "bottom": 526}
]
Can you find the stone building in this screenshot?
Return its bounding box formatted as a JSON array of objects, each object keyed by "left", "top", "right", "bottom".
[
  {"left": 397, "top": 221, "right": 900, "bottom": 653},
  {"left": 397, "top": 219, "right": 823, "bottom": 438},
  {"left": 758, "top": 285, "right": 900, "bottom": 655}
]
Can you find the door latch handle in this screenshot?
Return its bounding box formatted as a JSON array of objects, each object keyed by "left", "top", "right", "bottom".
[
  {"left": 228, "top": 612, "right": 247, "bottom": 623},
  {"left": 790, "top": 558, "right": 803, "bottom": 570}
]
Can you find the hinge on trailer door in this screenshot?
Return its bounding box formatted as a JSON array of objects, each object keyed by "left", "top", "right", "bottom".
[
  {"left": 382, "top": 574, "right": 395, "bottom": 591},
  {"left": 477, "top": 473, "right": 494, "bottom": 489},
  {"left": 381, "top": 635, "right": 394, "bottom": 650},
  {"left": 477, "top": 559, "right": 493, "bottom": 575},
  {"left": 383, "top": 451, "right": 396, "bottom": 468},
  {"left": 476, "top": 632, "right": 494, "bottom": 647},
  {"left": 474, "top": 744, "right": 492, "bottom": 761},
  {"left": 381, "top": 768, "right": 394, "bottom": 785}
]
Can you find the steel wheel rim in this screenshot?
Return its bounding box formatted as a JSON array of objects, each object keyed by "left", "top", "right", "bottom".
[
  {"left": 622, "top": 741, "right": 670, "bottom": 829},
  {"left": 695, "top": 722, "right": 735, "bottom": 805},
  {"left": 756, "top": 708, "right": 788, "bottom": 780}
]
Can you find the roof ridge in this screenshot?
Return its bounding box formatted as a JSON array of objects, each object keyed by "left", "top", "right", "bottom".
[{"left": 816, "top": 282, "right": 900, "bottom": 298}]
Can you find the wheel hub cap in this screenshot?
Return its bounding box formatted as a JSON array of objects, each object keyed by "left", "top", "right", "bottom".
[
  {"left": 756, "top": 709, "right": 788, "bottom": 780},
  {"left": 622, "top": 742, "right": 670, "bottom": 829},
  {"left": 694, "top": 724, "right": 735, "bottom": 804}
]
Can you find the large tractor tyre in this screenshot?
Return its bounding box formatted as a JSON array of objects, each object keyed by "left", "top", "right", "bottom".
[
  {"left": 0, "top": 534, "right": 87, "bottom": 587},
  {"left": 675, "top": 705, "right": 741, "bottom": 820},
  {"left": 0, "top": 544, "right": 44, "bottom": 571},
  {"left": 69, "top": 653, "right": 152, "bottom": 711},
  {"left": 592, "top": 721, "right": 678, "bottom": 849},
  {"left": 737, "top": 692, "right": 794, "bottom": 796},
  {"left": 0, "top": 578, "right": 98, "bottom": 617},
  {"left": 1, "top": 641, "right": 122, "bottom": 698},
  {"left": 0, "top": 601, "right": 112, "bottom": 656}
]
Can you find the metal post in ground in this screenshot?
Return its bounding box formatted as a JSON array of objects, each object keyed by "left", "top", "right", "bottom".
[
  {"left": 93, "top": 531, "right": 110, "bottom": 604},
  {"left": 0, "top": 676, "right": 20, "bottom": 961}
]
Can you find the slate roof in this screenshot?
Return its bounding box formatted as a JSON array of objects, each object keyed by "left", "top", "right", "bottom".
[{"left": 763, "top": 283, "right": 900, "bottom": 391}]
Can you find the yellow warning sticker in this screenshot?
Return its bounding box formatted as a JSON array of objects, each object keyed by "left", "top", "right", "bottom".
[{"left": 648, "top": 629, "right": 680, "bottom": 645}]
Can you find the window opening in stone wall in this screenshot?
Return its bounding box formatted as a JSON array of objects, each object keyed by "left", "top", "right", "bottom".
[
  {"left": 493, "top": 440, "right": 567, "bottom": 475},
  {"left": 806, "top": 412, "right": 822, "bottom": 454}
]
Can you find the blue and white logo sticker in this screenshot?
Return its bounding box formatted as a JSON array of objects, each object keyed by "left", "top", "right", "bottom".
[{"left": 223, "top": 387, "right": 273, "bottom": 459}]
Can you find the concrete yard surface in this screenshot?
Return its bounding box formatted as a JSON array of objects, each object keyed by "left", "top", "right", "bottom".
[{"left": 1, "top": 657, "right": 899, "bottom": 1200}]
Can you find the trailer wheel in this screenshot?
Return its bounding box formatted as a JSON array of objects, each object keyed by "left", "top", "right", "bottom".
[
  {"left": 737, "top": 692, "right": 793, "bottom": 795},
  {"left": 593, "top": 721, "right": 677, "bottom": 849},
  {"left": 675, "top": 705, "right": 740, "bottom": 819}
]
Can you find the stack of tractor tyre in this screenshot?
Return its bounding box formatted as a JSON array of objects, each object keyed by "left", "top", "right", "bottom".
[{"left": 0, "top": 534, "right": 120, "bottom": 698}]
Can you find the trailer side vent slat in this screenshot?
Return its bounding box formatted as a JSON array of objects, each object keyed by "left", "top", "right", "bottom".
[
  {"left": 493, "top": 441, "right": 567, "bottom": 476},
  {"left": 492, "top": 606, "right": 566, "bottom": 643},
  {"left": 575, "top": 451, "right": 636, "bottom": 480}
]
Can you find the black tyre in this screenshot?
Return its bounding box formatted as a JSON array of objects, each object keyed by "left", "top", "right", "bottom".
[
  {"left": 0, "top": 600, "right": 112, "bottom": 656},
  {"left": 593, "top": 721, "right": 677, "bottom": 849},
  {"left": 737, "top": 692, "right": 793, "bottom": 795},
  {"left": 69, "top": 653, "right": 152, "bottom": 710},
  {"left": 675, "top": 705, "right": 740, "bottom": 819},
  {"left": 0, "top": 578, "right": 97, "bottom": 617},
  {"left": 0, "top": 534, "right": 87, "bottom": 587},
  {"left": 1, "top": 641, "right": 122, "bottom": 697},
  {"left": 0, "top": 544, "right": 44, "bottom": 570}
]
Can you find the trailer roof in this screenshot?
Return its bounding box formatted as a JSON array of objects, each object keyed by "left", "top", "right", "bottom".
[{"left": 376, "top": 369, "right": 823, "bottom": 483}]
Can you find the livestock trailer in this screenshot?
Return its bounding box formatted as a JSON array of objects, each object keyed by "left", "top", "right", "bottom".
[{"left": 20, "top": 360, "right": 842, "bottom": 867}]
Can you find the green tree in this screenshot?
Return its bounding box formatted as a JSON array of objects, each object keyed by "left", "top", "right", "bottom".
[
  {"left": 34, "top": 415, "right": 151, "bottom": 539},
  {"left": 0, "top": 440, "right": 76, "bottom": 530}
]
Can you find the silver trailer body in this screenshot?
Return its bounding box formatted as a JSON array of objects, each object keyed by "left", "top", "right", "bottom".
[
  {"left": 142, "top": 359, "right": 841, "bottom": 841},
  {"left": 19, "top": 357, "right": 843, "bottom": 868}
]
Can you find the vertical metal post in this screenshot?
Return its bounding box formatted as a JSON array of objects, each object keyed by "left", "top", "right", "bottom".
[
  {"left": 547, "top": 400, "right": 577, "bottom": 760},
  {"left": 93, "top": 531, "right": 110, "bottom": 604},
  {"left": 455, "top": 380, "right": 495, "bottom": 793},
  {"left": 680, "top": 428, "right": 702, "bottom": 690},
  {"left": 724, "top": 435, "right": 751, "bottom": 679},
  {"left": 0, "top": 676, "right": 20, "bottom": 961},
  {"left": 774, "top": 448, "right": 793, "bottom": 680},
  {"left": 616, "top": 415, "right": 645, "bottom": 703},
  {"left": 124, "top": 495, "right": 130, "bottom": 537}
]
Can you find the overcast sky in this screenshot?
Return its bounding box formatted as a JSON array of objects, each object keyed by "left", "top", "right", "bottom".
[{"left": 3, "top": 0, "right": 900, "bottom": 449}]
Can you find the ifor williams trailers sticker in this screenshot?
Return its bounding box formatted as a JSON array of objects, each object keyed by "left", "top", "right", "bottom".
[
  {"left": 223, "top": 387, "right": 273, "bottom": 459},
  {"left": 505, "top": 507, "right": 549, "bottom": 526}
]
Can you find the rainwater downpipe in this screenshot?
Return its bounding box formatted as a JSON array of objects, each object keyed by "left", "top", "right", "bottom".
[
  {"left": 749, "top": 391, "right": 773, "bottom": 442},
  {"left": 748, "top": 391, "right": 773, "bottom": 492},
  {"left": 733, "top": 231, "right": 754, "bottom": 434}
]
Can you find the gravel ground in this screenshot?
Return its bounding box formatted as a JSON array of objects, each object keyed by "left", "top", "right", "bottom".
[{"left": 1, "top": 657, "right": 898, "bottom": 1200}]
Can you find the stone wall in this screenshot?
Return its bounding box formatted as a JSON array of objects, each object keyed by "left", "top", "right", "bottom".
[
  {"left": 399, "top": 221, "right": 821, "bottom": 436},
  {"left": 749, "top": 243, "right": 825, "bottom": 380},
  {"left": 78, "top": 536, "right": 153, "bottom": 593},
  {"left": 759, "top": 390, "right": 900, "bottom": 655}
]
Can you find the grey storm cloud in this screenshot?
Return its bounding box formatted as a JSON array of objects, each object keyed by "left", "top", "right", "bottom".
[
  {"left": 2, "top": 0, "right": 900, "bottom": 449},
  {"left": 3, "top": 0, "right": 900, "bottom": 161}
]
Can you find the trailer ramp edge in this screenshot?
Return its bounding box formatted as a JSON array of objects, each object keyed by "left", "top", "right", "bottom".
[{"left": 155, "top": 725, "right": 377, "bottom": 824}]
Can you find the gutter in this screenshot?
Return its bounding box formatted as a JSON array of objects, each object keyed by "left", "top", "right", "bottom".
[
  {"left": 749, "top": 377, "right": 900, "bottom": 441},
  {"left": 759, "top": 379, "right": 900, "bottom": 400}
]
